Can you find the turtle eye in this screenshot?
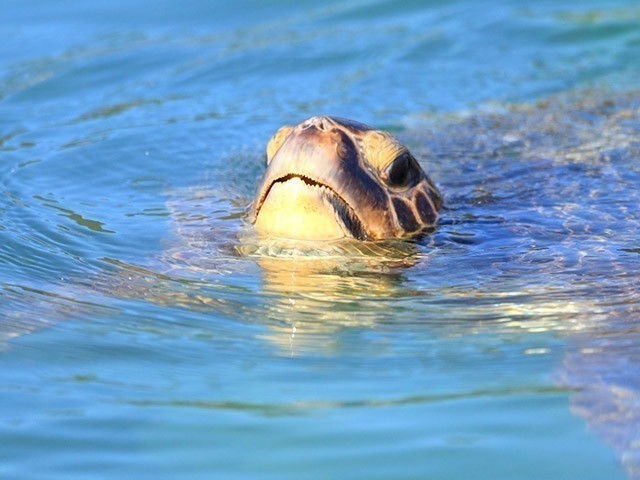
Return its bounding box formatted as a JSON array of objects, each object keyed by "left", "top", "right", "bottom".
[{"left": 384, "top": 152, "right": 412, "bottom": 187}]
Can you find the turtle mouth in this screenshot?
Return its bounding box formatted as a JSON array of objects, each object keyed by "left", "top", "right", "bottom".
[{"left": 254, "top": 174, "right": 368, "bottom": 240}]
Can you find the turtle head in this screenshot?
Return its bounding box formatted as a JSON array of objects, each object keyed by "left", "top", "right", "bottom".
[{"left": 250, "top": 116, "right": 442, "bottom": 241}]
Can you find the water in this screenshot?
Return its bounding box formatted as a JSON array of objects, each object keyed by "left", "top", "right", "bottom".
[{"left": 1, "top": 0, "right": 640, "bottom": 478}]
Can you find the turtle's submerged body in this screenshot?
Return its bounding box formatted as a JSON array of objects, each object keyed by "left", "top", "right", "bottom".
[{"left": 250, "top": 116, "right": 442, "bottom": 241}]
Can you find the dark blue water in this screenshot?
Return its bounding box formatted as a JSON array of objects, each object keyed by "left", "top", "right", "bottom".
[{"left": 2, "top": 1, "right": 640, "bottom": 478}]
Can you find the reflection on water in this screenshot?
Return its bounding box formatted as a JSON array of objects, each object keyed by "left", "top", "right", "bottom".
[{"left": 253, "top": 243, "right": 420, "bottom": 355}]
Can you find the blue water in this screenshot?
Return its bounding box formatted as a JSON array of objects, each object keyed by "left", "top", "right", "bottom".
[{"left": 2, "top": 1, "right": 640, "bottom": 478}]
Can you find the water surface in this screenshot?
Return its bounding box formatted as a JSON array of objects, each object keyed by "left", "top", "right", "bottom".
[{"left": 1, "top": 1, "right": 640, "bottom": 479}]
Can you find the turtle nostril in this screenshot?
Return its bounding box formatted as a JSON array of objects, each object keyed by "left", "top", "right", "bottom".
[
  {"left": 320, "top": 116, "right": 338, "bottom": 131},
  {"left": 318, "top": 118, "right": 331, "bottom": 131},
  {"left": 301, "top": 116, "right": 334, "bottom": 131},
  {"left": 300, "top": 117, "right": 315, "bottom": 130}
]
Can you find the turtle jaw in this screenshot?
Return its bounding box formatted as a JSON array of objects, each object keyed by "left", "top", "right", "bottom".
[{"left": 253, "top": 174, "right": 368, "bottom": 241}]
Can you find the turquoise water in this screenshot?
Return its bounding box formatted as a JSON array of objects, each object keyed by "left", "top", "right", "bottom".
[{"left": 2, "top": 0, "right": 640, "bottom": 478}]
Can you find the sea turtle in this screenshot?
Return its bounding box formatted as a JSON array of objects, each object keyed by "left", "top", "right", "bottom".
[{"left": 250, "top": 115, "right": 442, "bottom": 241}]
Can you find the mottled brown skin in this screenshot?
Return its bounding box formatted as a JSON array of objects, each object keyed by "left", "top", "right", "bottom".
[{"left": 250, "top": 116, "right": 442, "bottom": 240}]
